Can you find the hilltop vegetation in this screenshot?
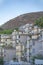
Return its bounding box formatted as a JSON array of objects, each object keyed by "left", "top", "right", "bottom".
[
  {"left": 0, "top": 29, "right": 13, "bottom": 34},
  {"left": 0, "top": 27, "right": 19, "bottom": 34},
  {"left": 35, "top": 17, "right": 43, "bottom": 28}
]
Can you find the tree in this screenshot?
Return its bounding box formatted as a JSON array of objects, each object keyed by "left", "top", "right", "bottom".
[
  {"left": 0, "top": 29, "right": 13, "bottom": 34},
  {"left": 34, "top": 17, "right": 43, "bottom": 28},
  {"left": 0, "top": 57, "right": 4, "bottom": 65}
]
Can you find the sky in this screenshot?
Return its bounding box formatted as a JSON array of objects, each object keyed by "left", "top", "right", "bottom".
[{"left": 0, "top": 0, "right": 43, "bottom": 25}]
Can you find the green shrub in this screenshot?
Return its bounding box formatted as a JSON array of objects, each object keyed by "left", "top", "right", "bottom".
[
  {"left": 0, "top": 57, "right": 4, "bottom": 65},
  {"left": 0, "top": 29, "right": 13, "bottom": 34},
  {"left": 34, "top": 17, "right": 43, "bottom": 28}
]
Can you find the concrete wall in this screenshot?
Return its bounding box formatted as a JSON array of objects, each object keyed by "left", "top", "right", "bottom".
[{"left": 3, "top": 48, "right": 16, "bottom": 61}]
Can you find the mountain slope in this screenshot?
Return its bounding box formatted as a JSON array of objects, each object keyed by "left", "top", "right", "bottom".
[{"left": 1, "top": 11, "right": 43, "bottom": 30}]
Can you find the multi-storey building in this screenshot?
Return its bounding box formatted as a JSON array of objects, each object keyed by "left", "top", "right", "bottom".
[
  {"left": 0, "top": 23, "right": 43, "bottom": 63},
  {"left": 0, "top": 34, "right": 12, "bottom": 46},
  {"left": 12, "top": 24, "right": 43, "bottom": 62},
  {"left": 12, "top": 25, "right": 42, "bottom": 61}
]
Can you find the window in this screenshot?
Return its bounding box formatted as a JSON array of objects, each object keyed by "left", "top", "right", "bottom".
[
  {"left": 4, "top": 54, "right": 6, "bottom": 57},
  {"left": 29, "top": 53, "right": 31, "bottom": 55},
  {"left": 33, "top": 41, "right": 35, "bottom": 46},
  {"left": 5, "top": 39, "right": 7, "bottom": 41},
  {"left": 19, "top": 35, "right": 20, "bottom": 38},
  {"left": 33, "top": 48, "right": 35, "bottom": 53}
]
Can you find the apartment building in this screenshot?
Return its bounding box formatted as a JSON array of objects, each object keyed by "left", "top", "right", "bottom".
[
  {"left": 11, "top": 28, "right": 27, "bottom": 61},
  {"left": 0, "top": 34, "right": 12, "bottom": 46},
  {"left": 0, "top": 23, "right": 43, "bottom": 63},
  {"left": 14, "top": 24, "right": 43, "bottom": 62}
]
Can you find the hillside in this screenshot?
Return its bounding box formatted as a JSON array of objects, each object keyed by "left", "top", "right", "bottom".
[{"left": 1, "top": 11, "right": 43, "bottom": 30}]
